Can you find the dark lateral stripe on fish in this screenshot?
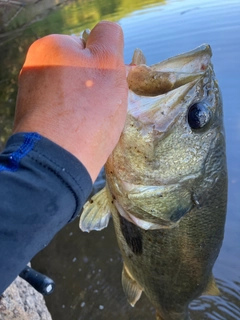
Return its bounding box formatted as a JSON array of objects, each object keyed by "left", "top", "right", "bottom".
[{"left": 119, "top": 215, "right": 143, "bottom": 255}]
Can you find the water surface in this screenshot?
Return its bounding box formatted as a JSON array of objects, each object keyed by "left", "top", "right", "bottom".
[{"left": 0, "top": 0, "right": 239, "bottom": 319}]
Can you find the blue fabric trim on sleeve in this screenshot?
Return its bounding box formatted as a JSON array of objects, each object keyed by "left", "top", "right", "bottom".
[{"left": 0, "top": 132, "right": 41, "bottom": 172}]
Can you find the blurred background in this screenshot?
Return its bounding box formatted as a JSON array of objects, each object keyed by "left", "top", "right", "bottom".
[{"left": 0, "top": 0, "right": 239, "bottom": 319}]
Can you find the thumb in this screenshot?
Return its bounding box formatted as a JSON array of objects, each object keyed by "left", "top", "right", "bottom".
[{"left": 86, "top": 21, "right": 124, "bottom": 59}]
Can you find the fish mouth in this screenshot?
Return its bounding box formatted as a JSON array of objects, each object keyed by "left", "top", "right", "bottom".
[{"left": 127, "top": 44, "right": 212, "bottom": 96}]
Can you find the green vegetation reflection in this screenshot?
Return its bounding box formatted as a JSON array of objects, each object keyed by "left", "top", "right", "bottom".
[{"left": 0, "top": 0, "right": 165, "bottom": 149}]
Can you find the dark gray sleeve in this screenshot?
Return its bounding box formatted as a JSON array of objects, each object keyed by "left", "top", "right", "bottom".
[{"left": 0, "top": 132, "right": 92, "bottom": 294}]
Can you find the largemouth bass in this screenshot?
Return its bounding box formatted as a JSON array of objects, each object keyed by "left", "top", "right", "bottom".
[{"left": 79, "top": 42, "right": 227, "bottom": 320}]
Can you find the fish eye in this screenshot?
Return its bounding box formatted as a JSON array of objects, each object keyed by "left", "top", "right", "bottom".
[{"left": 188, "top": 102, "right": 211, "bottom": 130}]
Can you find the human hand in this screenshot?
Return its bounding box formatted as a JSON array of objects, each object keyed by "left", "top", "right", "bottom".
[{"left": 13, "top": 21, "right": 128, "bottom": 182}]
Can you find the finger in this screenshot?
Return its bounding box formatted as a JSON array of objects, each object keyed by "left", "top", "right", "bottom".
[{"left": 86, "top": 21, "right": 124, "bottom": 57}]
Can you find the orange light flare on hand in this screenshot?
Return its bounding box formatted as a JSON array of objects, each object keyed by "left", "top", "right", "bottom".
[{"left": 85, "top": 80, "right": 94, "bottom": 88}]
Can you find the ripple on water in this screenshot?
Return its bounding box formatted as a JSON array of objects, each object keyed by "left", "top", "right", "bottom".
[{"left": 189, "top": 278, "right": 240, "bottom": 320}]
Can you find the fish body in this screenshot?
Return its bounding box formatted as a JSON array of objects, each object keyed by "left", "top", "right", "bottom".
[{"left": 80, "top": 44, "right": 227, "bottom": 320}]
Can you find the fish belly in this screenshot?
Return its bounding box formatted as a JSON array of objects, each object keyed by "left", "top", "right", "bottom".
[{"left": 110, "top": 171, "right": 227, "bottom": 319}]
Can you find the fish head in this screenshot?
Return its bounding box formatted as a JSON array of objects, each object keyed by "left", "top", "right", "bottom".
[{"left": 105, "top": 44, "right": 226, "bottom": 230}]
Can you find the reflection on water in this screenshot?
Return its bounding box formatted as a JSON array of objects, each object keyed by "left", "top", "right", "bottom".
[
  {"left": 0, "top": 0, "right": 165, "bottom": 150},
  {"left": 0, "top": 0, "right": 240, "bottom": 319},
  {"left": 190, "top": 278, "right": 240, "bottom": 320}
]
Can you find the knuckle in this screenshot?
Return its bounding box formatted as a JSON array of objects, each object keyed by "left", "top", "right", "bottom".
[{"left": 29, "top": 34, "right": 63, "bottom": 55}]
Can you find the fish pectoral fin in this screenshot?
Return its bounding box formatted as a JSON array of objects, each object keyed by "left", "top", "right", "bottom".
[
  {"left": 122, "top": 265, "right": 142, "bottom": 307},
  {"left": 202, "top": 274, "right": 220, "bottom": 296},
  {"left": 79, "top": 187, "right": 111, "bottom": 232}
]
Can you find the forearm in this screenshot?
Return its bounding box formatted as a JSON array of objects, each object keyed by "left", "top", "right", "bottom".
[{"left": 0, "top": 133, "right": 92, "bottom": 294}]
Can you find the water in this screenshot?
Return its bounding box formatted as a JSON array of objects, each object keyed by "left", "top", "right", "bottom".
[{"left": 0, "top": 0, "right": 239, "bottom": 319}]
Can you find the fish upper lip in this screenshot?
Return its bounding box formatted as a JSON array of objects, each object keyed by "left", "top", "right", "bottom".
[{"left": 151, "top": 43, "right": 212, "bottom": 74}]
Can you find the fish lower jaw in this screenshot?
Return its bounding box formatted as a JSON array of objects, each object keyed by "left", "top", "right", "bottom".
[{"left": 114, "top": 200, "right": 178, "bottom": 230}]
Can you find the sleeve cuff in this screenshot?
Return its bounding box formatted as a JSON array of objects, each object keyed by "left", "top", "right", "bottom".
[{"left": 3, "top": 132, "right": 93, "bottom": 222}]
